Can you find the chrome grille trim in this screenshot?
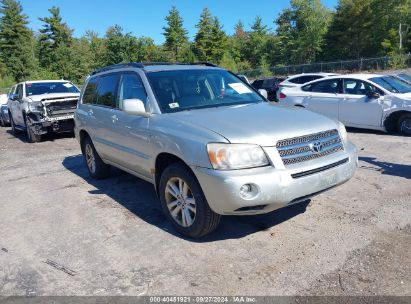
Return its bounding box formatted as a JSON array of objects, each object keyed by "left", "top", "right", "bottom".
[{"left": 277, "top": 129, "right": 343, "bottom": 165}]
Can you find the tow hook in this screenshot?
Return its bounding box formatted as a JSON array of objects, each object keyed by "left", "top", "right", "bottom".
[{"left": 52, "top": 121, "right": 60, "bottom": 132}]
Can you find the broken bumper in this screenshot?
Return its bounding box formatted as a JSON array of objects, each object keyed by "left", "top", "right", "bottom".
[{"left": 28, "top": 113, "right": 75, "bottom": 135}]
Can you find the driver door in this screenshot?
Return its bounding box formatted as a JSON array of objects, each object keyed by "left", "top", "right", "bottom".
[
  {"left": 339, "top": 79, "right": 384, "bottom": 128},
  {"left": 10, "top": 84, "right": 25, "bottom": 125}
]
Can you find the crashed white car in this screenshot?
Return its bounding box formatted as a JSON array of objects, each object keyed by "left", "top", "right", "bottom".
[
  {"left": 8, "top": 80, "right": 80, "bottom": 142},
  {"left": 279, "top": 74, "right": 411, "bottom": 135}
]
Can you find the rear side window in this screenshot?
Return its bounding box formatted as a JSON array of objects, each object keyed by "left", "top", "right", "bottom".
[
  {"left": 289, "top": 75, "right": 324, "bottom": 84},
  {"left": 95, "top": 74, "right": 120, "bottom": 108},
  {"left": 82, "top": 78, "right": 98, "bottom": 104},
  {"left": 310, "top": 79, "right": 340, "bottom": 94}
]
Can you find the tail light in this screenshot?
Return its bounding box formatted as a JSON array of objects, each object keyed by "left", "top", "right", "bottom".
[{"left": 279, "top": 92, "right": 286, "bottom": 99}]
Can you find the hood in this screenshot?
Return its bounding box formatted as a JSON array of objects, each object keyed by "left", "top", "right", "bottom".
[
  {"left": 166, "top": 102, "right": 340, "bottom": 146},
  {"left": 395, "top": 92, "right": 411, "bottom": 100},
  {"left": 28, "top": 93, "right": 80, "bottom": 103}
]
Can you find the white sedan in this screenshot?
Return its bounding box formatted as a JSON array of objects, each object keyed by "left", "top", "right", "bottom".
[{"left": 279, "top": 74, "right": 411, "bottom": 135}]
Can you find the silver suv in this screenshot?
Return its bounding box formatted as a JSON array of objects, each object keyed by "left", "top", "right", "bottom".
[{"left": 75, "top": 63, "right": 358, "bottom": 238}]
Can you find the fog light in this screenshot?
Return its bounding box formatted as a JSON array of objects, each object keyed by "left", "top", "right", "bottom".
[{"left": 240, "top": 183, "right": 259, "bottom": 200}]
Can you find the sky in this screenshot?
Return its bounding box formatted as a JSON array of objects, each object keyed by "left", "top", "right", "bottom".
[{"left": 19, "top": 0, "right": 338, "bottom": 44}]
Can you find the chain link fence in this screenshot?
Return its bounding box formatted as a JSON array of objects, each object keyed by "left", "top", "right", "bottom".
[{"left": 241, "top": 53, "right": 411, "bottom": 79}]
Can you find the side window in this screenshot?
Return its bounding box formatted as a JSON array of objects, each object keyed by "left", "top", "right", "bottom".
[
  {"left": 82, "top": 78, "right": 98, "bottom": 104},
  {"left": 288, "top": 77, "right": 302, "bottom": 84},
  {"left": 344, "top": 79, "right": 380, "bottom": 96},
  {"left": 15, "top": 84, "right": 23, "bottom": 99},
  {"left": 311, "top": 79, "right": 340, "bottom": 94},
  {"left": 118, "top": 73, "right": 147, "bottom": 110},
  {"left": 95, "top": 74, "right": 120, "bottom": 108},
  {"left": 253, "top": 80, "right": 263, "bottom": 89},
  {"left": 8, "top": 86, "right": 16, "bottom": 97}
]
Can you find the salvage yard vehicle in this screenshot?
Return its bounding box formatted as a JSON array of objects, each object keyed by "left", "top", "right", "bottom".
[
  {"left": 75, "top": 62, "right": 358, "bottom": 238},
  {"left": 252, "top": 77, "right": 286, "bottom": 102},
  {"left": 0, "top": 93, "right": 10, "bottom": 127},
  {"left": 8, "top": 80, "right": 80, "bottom": 142},
  {"left": 279, "top": 74, "right": 411, "bottom": 135}
]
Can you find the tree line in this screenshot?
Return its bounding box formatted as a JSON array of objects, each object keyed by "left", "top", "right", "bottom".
[{"left": 0, "top": 0, "right": 410, "bottom": 87}]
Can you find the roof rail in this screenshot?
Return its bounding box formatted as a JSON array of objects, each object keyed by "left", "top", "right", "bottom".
[
  {"left": 91, "top": 61, "right": 220, "bottom": 75},
  {"left": 91, "top": 62, "right": 144, "bottom": 75}
]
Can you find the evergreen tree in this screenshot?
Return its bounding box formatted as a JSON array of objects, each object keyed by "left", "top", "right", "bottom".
[
  {"left": 245, "top": 16, "right": 269, "bottom": 68},
  {"left": 0, "top": 0, "right": 35, "bottom": 81},
  {"left": 38, "top": 6, "right": 73, "bottom": 70},
  {"left": 162, "top": 6, "right": 188, "bottom": 61},
  {"left": 194, "top": 8, "right": 227, "bottom": 63}
]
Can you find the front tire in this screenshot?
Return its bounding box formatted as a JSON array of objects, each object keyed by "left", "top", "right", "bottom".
[
  {"left": 25, "top": 121, "right": 42, "bottom": 143},
  {"left": 82, "top": 136, "right": 110, "bottom": 179},
  {"left": 398, "top": 113, "right": 411, "bottom": 136},
  {"left": 159, "top": 163, "right": 221, "bottom": 238}
]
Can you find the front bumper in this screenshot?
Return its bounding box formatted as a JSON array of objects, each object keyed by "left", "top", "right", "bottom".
[
  {"left": 27, "top": 113, "right": 75, "bottom": 135},
  {"left": 192, "top": 142, "right": 358, "bottom": 215}
]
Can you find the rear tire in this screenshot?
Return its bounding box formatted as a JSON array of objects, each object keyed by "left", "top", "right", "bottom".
[
  {"left": 398, "top": 113, "right": 411, "bottom": 136},
  {"left": 159, "top": 162, "right": 221, "bottom": 238},
  {"left": 82, "top": 136, "right": 110, "bottom": 179}
]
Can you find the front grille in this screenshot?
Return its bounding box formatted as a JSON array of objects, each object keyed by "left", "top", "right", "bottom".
[
  {"left": 45, "top": 99, "right": 78, "bottom": 117},
  {"left": 277, "top": 129, "right": 343, "bottom": 166}
]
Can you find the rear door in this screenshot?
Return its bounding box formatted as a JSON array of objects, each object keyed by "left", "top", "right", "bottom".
[
  {"left": 86, "top": 73, "right": 121, "bottom": 161},
  {"left": 339, "top": 79, "right": 384, "bottom": 127},
  {"left": 302, "top": 78, "right": 342, "bottom": 120}
]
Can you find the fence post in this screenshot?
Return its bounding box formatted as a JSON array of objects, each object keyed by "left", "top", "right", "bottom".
[{"left": 360, "top": 58, "right": 363, "bottom": 71}]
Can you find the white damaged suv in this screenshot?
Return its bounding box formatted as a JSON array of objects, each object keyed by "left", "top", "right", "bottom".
[
  {"left": 8, "top": 80, "right": 80, "bottom": 142},
  {"left": 75, "top": 63, "right": 358, "bottom": 238}
]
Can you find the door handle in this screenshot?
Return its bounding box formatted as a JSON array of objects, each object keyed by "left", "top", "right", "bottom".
[{"left": 111, "top": 114, "right": 118, "bottom": 123}]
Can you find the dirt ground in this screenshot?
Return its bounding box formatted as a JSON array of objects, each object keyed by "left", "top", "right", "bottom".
[{"left": 0, "top": 126, "right": 410, "bottom": 296}]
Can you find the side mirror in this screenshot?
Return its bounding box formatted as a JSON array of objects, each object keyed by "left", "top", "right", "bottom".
[
  {"left": 123, "top": 99, "right": 148, "bottom": 116},
  {"left": 258, "top": 89, "right": 268, "bottom": 99},
  {"left": 366, "top": 91, "right": 380, "bottom": 99},
  {"left": 9, "top": 94, "right": 19, "bottom": 101}
]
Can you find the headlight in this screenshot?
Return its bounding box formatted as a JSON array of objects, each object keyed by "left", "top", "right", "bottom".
[
  {"left": 207, "top": 143, "right": 269, "bottom": 170},
  {"left": 338, "top": 122, "right": 348, "bottom": 144},
  {"left": 28, "top": 101, "right": 44, "bottom": 113}
]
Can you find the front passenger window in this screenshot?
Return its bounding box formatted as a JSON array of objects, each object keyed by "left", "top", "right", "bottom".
[{"left": 118, "top": 73, "right": 147, "bottom": 110}]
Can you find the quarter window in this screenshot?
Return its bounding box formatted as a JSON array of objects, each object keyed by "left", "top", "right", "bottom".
[{"left": 118, "top": 73, "right": 147, "bottom": 110}]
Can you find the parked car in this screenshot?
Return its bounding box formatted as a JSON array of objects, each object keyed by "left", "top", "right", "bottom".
[
  {"left": 75, "top": 62, "right": 357, "bottom": 238},
  {"left": 0, "top": 93, "right": 10, "bottom": 127},
  {"left": 395, "top": 72, "right": 411, "bottom": 84},
  {"left": 252, "top": 77, "right": 286, "bottom": 101},
  {"left": 8, "top": 80, "right": 80, "bottom": 142},
  {"left": 277, "top": 73, "right": 339, "bottom": 100},
  {"left": 279, "top": 74, "right": 411, "bottom": 135}
]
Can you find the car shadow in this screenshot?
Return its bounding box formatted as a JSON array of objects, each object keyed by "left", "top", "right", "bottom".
[
  {"left": 359, "top": 157, "right": 411, "bottom": 180},
  {"left": 346, "top": 127, "right": 408, "bottom": 137},
  {"left": 6, "top": 129, "right": 74, "bottom": 143},
  {"left": 63, "top": 154, "right": 311, "bottom": 242}
]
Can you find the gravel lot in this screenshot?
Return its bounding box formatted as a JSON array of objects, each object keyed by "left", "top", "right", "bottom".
[{"left": 0, "top": 126, "right": 410, "bottom": 296}]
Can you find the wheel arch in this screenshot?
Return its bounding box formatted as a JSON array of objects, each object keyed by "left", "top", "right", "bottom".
[
  {"left": 384, "top": 110, "right": 411, "bottom": 132},
  {"left": 154, "top": 152, "right": 195, "bottom": 195}
]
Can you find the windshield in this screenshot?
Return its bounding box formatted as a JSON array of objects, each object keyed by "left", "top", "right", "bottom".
[
  {"left": 146, "top": 69, "right": 264, "bottom": 113},
  {"left": 369, "top": 76, "right": 411, "bottom": 94},
  {"left": 26, "top": 82, "right": 79, "bottom": 96}
]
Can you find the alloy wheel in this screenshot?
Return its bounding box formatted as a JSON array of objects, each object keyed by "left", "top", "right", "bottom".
[
  {"left": 85, "top": 144, "right": 96, "bottom": 174},
  {"left": 165, "top": 177, "right": 196, "bottom": 227}
]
